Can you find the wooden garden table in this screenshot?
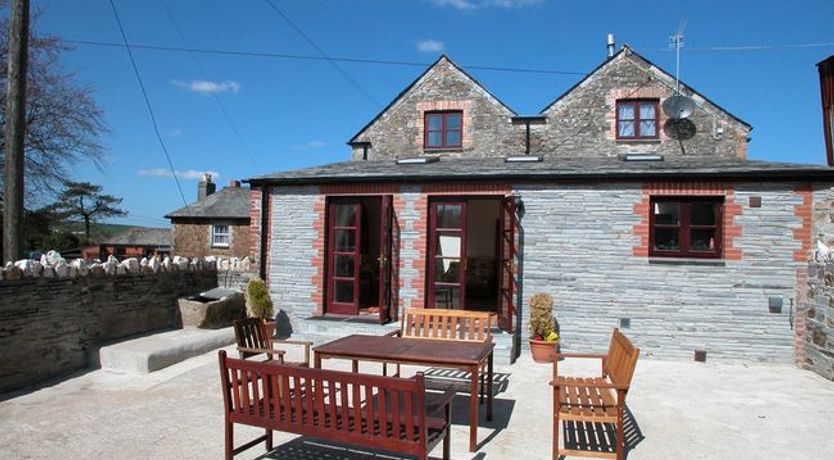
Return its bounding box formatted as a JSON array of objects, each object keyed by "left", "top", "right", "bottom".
[{"left": 313, "top": 334, "right": 494, "bottom": 452}]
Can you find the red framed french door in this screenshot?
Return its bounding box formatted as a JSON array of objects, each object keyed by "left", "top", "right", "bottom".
[
  {"left": 326, "top": 201, "right": 361, "bottom": 315},
  {"left": 498, "top": 197, "right": 519, "bottom": 332},
  {"left": 427, "top": 201, "right": 467, "bottom": 310},
  {"left": 378, "top": 195, "right": 394, "bottom": 323}
]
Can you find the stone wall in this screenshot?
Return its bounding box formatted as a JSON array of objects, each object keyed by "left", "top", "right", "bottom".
[
  {"left": 800, "top": 255, "right": 834, "bottom": 380},
  {"left": 0, "top": 269, "right": 217, "bottom": 393},
  {"left": 171, "top": 220, "right": 250, "bottom": 259}
]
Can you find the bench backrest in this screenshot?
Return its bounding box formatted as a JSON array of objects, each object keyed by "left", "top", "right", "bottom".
[
  {"left": 401, "top": 308, "right": 492, "bottom": 342},
  {"left": 233, "top": 318, "right": 271, "bottom": 359},
  {"left": 218, "top": 350, "right": 429, "bottom": 453},
  {"left": 604, "top": 328, "right": 640, "bottom": 390}
]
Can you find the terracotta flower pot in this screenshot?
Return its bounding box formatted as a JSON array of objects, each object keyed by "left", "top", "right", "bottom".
[{"left": 529, "top": 338, "right": 559, "bottom": 363}]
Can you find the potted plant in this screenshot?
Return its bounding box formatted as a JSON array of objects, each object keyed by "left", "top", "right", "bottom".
[
  {"left": 529, "top": 292, "right": 560, "bottom": 363},
  {"left": 245, "top": 278, "right": 275, "bottom": 336}
]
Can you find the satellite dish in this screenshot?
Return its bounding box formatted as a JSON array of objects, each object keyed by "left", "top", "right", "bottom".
[{"left": 663, "top": 95, "right": 696, "bottom": 120}]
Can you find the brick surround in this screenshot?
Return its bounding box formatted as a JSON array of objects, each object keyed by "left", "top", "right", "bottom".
[{"left": 631, "top": 181, "right": 743, "bottom": 260}]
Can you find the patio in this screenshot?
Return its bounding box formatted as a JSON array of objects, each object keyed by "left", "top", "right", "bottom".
[{"left": 1, "top": 344, "right": 832, "bottom": 460}]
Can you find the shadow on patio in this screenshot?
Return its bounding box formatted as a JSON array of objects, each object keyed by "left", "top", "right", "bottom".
[
  {"left": 558, "top": 405, "right": 645, "bottom": 460},
  {"left": 257, "top": 437, "right": 487, "bottom": 460}
]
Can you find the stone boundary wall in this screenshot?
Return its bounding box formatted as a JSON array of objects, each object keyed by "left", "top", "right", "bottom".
[
  {"left": 799, "top": 249, "right": 834, "bottom": 381},
  {"left": 0, "top": 253, "right": 228, "bottom": 394}
]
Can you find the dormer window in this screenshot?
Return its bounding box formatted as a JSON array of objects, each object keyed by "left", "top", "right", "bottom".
[
  {"left": 617, "top": 99, "right": 659, "bottom": 140},
  {"left": 425, "top": 111, "right": 462, "bottom": 149}
]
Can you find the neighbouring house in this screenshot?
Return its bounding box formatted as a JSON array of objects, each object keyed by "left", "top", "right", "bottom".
[
  {"left": 82, "top": 227, "right": 171, "bottom": 260},
  {"left": 165, "top": 175, "right": 251, "bottom": 259},
  {"left": 245, "top": 44, "right": 834, "bottom": 364}
]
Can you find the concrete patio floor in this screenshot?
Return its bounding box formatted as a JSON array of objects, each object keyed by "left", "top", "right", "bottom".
[{"left": 1, "top": 345, "right": 832, "bottom": 460}]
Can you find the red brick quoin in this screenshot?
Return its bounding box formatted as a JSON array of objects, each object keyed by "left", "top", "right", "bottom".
[{"left": 632, "top": 181, "right": 743, "bottom": 260}]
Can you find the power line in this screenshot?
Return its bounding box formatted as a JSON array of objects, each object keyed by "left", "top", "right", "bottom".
[
  {"left": 158, "top": 0, "right": 260, "bottom": 171},
  {"left": 106, "top": 0, "right": 191, "bottom": 213},
  {"left": 63, "top": 39, "right": 589, "bottom": 76},
  {"left": 640, "top": 41, "right": 834, "bottom": 52},
  {"left": 262, "top": 0, "right": 381, "bottom": 106}
]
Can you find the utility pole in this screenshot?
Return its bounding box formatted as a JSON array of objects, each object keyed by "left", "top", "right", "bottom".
[{"left": 3, "top": 0, "right": 30, "bottom": 263}]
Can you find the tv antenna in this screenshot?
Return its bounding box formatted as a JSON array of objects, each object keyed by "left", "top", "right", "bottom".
[{"left": 668, "top": 18, "right": 687, "bottom": 94}]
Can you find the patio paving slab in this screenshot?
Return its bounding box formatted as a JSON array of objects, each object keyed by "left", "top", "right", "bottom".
[{"left": 1, "top": 345, "right": 832, "bottom": 459}]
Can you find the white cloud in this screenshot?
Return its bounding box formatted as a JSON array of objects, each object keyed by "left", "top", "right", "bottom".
[
  {"left": 291, "top": 140, "right": 328, "bottom": 150},
  {"left": 429, "top": 0, "right": 544, "bottom": 9},
  {"left": 171, "top": 79, "right": 241, "bottom": 94},
  {"left": 417, "top": 39, "right": 445, "bottom": 53},
  {"left": 168, "top": 128, "right": 183, "bottom": 138},
  {"left": 137, "top": 168, "right": 220, "bottom": 181}
]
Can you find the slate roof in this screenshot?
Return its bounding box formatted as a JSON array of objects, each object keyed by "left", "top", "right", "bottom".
[
  {"left": 247, "top": 156, "right": 834, "bottom": 186},
  {"left": 165, "top": 187, "right": 250, "bottom": 220},
  {"left": 100, "top": 228, "right": 171, "bottom": 247}
]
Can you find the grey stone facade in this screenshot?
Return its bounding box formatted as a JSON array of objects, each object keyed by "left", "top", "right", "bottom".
[
  {"left": 350, "top": 56, "right": 520, "bottom": 160},
  {"left": 538, "top": 48, "right": 751, "bottom": 160}
]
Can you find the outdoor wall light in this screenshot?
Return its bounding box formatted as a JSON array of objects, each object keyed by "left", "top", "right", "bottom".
[{"left": 768, "top": 296, "right": 783, "bottom": 314}]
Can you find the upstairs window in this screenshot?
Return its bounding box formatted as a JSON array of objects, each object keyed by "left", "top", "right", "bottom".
[
  {"left": 425, "top": 111, "right": 462, "bottom": 149},
  {"left": 212, "top": 224, "right": 230, "bottom": 248},
  {"left": 650, "top": 197, "right": 723, "bottom": 258},
  {"left": 617, "top": 99, "right": 658, "bottom": 139}
]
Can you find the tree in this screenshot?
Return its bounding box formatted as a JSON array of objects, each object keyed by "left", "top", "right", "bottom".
[
  {"left": 48, "top": 180, "right": 126, "bottom": 243},
  {"left": 0, "top": 4, "right": 106, "bottom": 202}
]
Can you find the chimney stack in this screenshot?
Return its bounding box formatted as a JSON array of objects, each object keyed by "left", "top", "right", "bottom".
[
  {"left": 198, "top": 173, "right": 216, "bottom": 201},
  {"left": 607, "top": 33, "right": 616, "bottom": 58},
  {"left": 229, "top": 179, "right": 241, "bottom": 189},
  {"left": 820, "top": 55, "right": 834, "bottom": 166}
]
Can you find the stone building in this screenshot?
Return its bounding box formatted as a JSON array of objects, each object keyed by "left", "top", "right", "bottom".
[
  {"left": 246, "top": 47, "right": 834, "bottom": 364},
  {"left": 166, "top": 175, "right": 251, "bottom": 259}
]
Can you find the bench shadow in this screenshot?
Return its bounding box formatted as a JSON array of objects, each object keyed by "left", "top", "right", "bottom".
[
  {"left": 422, "top": 368, "right": 511, "bottom": 396},
  {"left": 558, "top": 405, "right": 645, "bottom": 460},
  {"left": 256, "top": 437, "right": 487, "bottom": 460}
]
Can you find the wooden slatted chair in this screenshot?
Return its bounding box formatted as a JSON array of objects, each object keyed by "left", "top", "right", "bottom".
[
  {"left": 233, "top": 318, "right": 312, "bottom": 366},
  {"left": 385, "top": 308, "right": 492, "bottom": 399},
  {"left": 219, "top": 350, "right": 454, "bottom": 460},
  {"left": 550, "top": 328, "right": 640, "bottom": 460}
]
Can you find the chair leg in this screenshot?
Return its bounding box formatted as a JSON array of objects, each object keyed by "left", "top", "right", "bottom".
[
  {"left": 552, "top": 412, "right": 560, "bottom": 460},
  {"left": 225, "top": 419, "right": 234, "bottom": 460},
  {"left": 616, "top": 404, "right": 625, "bottom": 460},
  {"left": 443, "top": 402, "right": 452, "bottom": 459}
]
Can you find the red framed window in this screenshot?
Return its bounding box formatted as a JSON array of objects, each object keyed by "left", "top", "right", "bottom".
[
  {"left": 424, "top": 111, "right": 462, "bottom": 149},
  {"left": 617, "top": 99, "right": 659, "bottom": 139},
  {"left": 650, "top": 197, "right": 723, "bottom": 258}
]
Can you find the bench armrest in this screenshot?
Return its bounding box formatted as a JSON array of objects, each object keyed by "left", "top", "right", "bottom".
[
  {"left": 238, "top": 346, "right": 286, "bottom": 357},
  {"left": 425, "top": 389, "right": 456, "bottom": 417},
  {"left": 549, "top": 377, "right": 629, "bottom": 391},
  {"left": 274, "top": 339, "right": 313, "bottom": 366}
]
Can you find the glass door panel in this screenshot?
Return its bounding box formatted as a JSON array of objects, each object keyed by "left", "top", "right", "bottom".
[
  {"left": 327, "top": 202, "right": 361, "bottom": 315},
  {"left": 428, "top": 201, "right": 466, "bottom": 310}
]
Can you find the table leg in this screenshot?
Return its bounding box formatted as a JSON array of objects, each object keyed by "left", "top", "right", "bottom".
[
  {"left": 469, "top": 364, "right": 478, "bottom": 452},
  {"left": 487, "top": 350, "right": 493, "bottom": 421},
  {"left": 352, "top": 360, "right": 358, "bottom": 374}
]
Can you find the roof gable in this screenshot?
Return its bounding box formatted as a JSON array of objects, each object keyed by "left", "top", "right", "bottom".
[
  {"left": 348, "top": 55, "right": 516, "bottom": 143},
  {"left": 164, "top": 186, "right": 250, "bottom": 220},
  {"left": 540, "top": 46, "right": 752, "bottom": 130}
]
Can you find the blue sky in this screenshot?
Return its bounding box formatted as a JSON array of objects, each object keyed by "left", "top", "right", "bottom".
[{"left": 31, "top": 0, "right": 834, "bottom": 227}]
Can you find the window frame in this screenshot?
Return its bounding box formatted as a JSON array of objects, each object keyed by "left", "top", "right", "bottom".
[
  {"left": 211, "top": 223, "right": 231, "bottom": 248},
  {"left": 424, "top": 110, "right": 463, "bottom": 150},
  {"left": 649, "top": 197, "right": 724, "bottom": 259},
  {"left": 616, "top": 99, "right": 660, "bottom": 140}
]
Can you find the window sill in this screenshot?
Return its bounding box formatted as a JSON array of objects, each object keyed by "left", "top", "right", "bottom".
[
  {"left": 647, "top": 257, "right": 725, "bottom": 267},
  {"left": 211, "top": 245, "right": 230, "bottom": 249},
  {"left": 616, "top": 138, "right": 661, "bottom": 144},
  {"left": 423, "top": 147, "right": 464, "bottom": 154}
]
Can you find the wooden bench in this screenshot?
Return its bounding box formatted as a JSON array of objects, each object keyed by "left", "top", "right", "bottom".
[
  {"left": 385, "top": 308, "right": 492, "bottom": 395},
  {"left": 233, "top": 317, "right": 312, "bottom": 367},
  {"left": 219, "top": 350, "right": 454, "bottom": 460},
  {"left": 550, "top": 329, "right": 640, "bottom": 460},
  {"left": 390, "top": 308, "right": 493, "bottom": 342}
]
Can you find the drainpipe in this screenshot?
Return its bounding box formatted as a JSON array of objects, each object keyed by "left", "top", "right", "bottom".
[{"left": 258, "top": 185, "right": 270, "bottom": 281}]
